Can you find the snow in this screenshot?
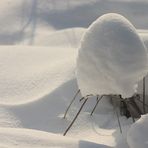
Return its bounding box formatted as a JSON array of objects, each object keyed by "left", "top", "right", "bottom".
[
  {"left": 77, "top": 13, "right": 148, "bottom": 98},
  {"left": 1, "top": 0, "right": 148, "bottom": 45},
  {"left": 0, "top": 46, "right": 76, "bottom": 105},
  {"left": 3, "top": 90, "right": 132, "bottom": 147},
  {"left": 32, "top": 28, "right": 85, "bottom": 47},
  {"left": 127, "top": 114, "right": 148, "bottom": 148},
  {"left": 0, "top": 0, "right": 148, "bottom": 148},
  {"left": 0, "top": 127, "right": 108, "bottom": 148}
]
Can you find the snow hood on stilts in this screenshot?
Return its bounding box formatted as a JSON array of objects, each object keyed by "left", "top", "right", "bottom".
[{"left": 76, "top": 13, "right": 148, "bottom": 98}]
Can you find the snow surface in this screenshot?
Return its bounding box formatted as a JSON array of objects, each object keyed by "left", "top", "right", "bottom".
[
  {"left": 3, "top": 88, "right": 132, "bottom": 147},
  {"left": 0, "top": 127, "right": 109, "bottom": 148},
  {"left": 77, "top": 13, "right": 148, "bottom": 98},
  {"left": 0, "top": 45, "right": 132, "bottom": 147},
  {"left": 127, "top": 114, "right": 148, "bottom": 148},
  {"left": 0, "top": 46, "right": 76, "bottom": 104},
  {"left": 0, "top": 0, "right": 148, "bottom": 148}
]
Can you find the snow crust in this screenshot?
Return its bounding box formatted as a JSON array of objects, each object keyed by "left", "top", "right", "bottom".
[
  {"left": 77, "top": 13, "right": 148, "bottom": 98},
  {"left": 127, "top": 114, "right": 148, "bottom": 148}
]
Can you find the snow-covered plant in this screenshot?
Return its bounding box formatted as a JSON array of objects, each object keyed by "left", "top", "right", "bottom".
[
  {"left": 77, "top": 13, "right": 148, "bottom": 98},
  {"left": 63, "top": 13, "right": 148, "bottom": 136}
]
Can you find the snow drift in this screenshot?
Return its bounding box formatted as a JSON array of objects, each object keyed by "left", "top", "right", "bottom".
[
  {"left": 127, "top": 114, "right": 148, "bottom": 148},
  {"left": 0, "top": 46, "right": 76, "bottom": 105},
  {"left": 0, "top": 127, "right": 105, "bottom": 148},
  {"left": 77, "top": 13, "right": 148, "bottom": 98}
]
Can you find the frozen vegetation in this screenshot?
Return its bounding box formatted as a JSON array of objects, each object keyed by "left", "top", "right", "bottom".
[
  {"left": 0, "top": 0, "right": 148, "bottom": 148},
  {"left": 77, "top": 13, "right": 148, "bottom": 98}
]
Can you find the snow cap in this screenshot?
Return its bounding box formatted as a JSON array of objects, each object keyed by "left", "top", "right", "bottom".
[{"left": 77, "top": 13, "right": 148, "bottom": 98}]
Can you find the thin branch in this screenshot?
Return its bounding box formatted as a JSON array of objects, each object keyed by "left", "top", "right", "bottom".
[
  {"left": 125, "top": 101, "right": 135, "bottom": 123},
  {"left": 63, "top": 89, "right": 80, "bottom": 119},
  {"left": 143, "top": 77, "right": 146, "bottom": 113},
  {"left": 90, "top": 95, "right": 104, "bottom": 116},
  {"left": 63, "top": 97, "right": 88, "bottom": 136},
  {"left": 80, "top": 94, "right": 94, "bottom": 102}
]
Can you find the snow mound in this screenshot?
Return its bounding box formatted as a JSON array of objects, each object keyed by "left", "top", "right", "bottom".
[
  {"left": 127, "top": 114, "right": 148, "bottom": 148},
  {"left": 0, "top": 46, "right": 76, "bottom": 105},
  {"left": 0, "top": 127, "right": 109, "bottom": 148},
  {"left": 77, "top": 13, "right": 148, "bottom": 98},
  {"left": 33, "top": 28, "right": 85, "bottom": 48}
]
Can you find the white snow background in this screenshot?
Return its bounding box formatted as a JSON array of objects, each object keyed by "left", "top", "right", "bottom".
[{"left": 0, "top": 0, "right": 148, "bottom": 148}]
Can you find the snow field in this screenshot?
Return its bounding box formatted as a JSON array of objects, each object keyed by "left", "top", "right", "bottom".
[{"left": 0, "top": 0, "right": 148, "bottom": 148}]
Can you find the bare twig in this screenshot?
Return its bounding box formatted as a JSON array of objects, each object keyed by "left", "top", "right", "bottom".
[
  {"left": 125, "top": 101, "right": 135, "bottom": 123},
  {"left": 63, "top": 89, "right": 80, "bottom": 119},
  {"left": 90, "top": 95, "right": 104, "bottom": 116},
  {"left": 63, "top": 97, "right": 88, "bottom": 136},
  {"left": 143, "top": 77, "right": 146, "bottom": 113},
  {"left": 80, "top": 94, "right": 93, "bottom": 102}
]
